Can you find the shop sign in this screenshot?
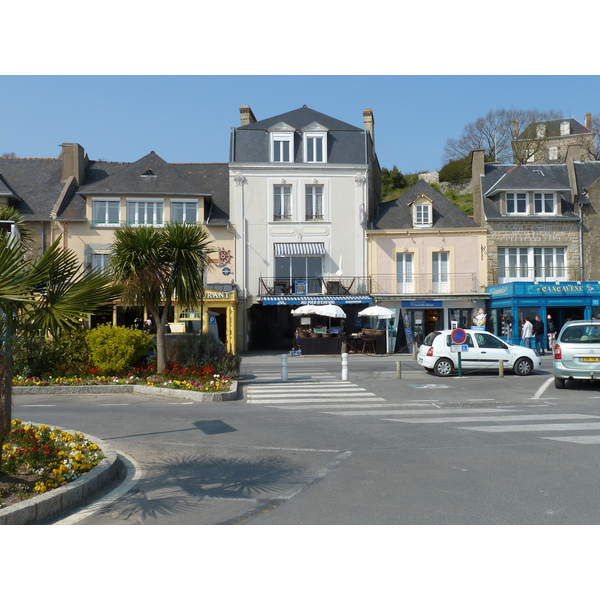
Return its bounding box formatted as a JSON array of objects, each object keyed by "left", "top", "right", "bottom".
[{"left": 401, "top": 300, "right": 443, "bottom": 308}]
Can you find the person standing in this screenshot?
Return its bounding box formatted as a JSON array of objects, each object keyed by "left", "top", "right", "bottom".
[
  {"left": 533, "top": 315, "right": 545, "bottom": 356},
  {"left": 522, "top": 317, "right": 533, "bottom": 348},
  {"left": 547, "top": 314, "right": 556, "bottom": 351}
]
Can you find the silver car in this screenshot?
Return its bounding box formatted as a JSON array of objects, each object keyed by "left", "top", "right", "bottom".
[{"left": 553, "top": 320, "right": 600, "bottom": 388}]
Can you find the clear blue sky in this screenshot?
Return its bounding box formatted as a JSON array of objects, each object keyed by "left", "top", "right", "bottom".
[{"left": 2, "top": 75, "right": 599, "bottom": 174}]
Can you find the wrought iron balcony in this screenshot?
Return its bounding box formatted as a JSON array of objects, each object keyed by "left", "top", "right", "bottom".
[
  {"left": 367, "top": 273, "right": 485, "bottom": 295},
  {"left": 259, "top": 277, "right": 367, "bottom": 296}
]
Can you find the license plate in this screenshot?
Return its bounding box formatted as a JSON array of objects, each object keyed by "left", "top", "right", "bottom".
[{"left": 580, "top": 357, "right": 600, "bottom": 362}]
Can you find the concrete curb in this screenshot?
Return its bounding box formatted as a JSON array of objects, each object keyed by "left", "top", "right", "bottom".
[
  {"left": 0, "top": 430, "right": 122, "bottom": 526},
  {"left": 13, "top": 380, "right": 239, "bottom": 402}
]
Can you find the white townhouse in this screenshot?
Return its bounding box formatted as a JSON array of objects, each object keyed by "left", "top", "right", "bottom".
[{"left": 229, "top": 105, "right": 381, "bottom": 351}]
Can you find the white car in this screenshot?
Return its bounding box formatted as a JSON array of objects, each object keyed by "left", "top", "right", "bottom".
[{"left": 417, "top": 329, "right": 542, "bottom": 377}]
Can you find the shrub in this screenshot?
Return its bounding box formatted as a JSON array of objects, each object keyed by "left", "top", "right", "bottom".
[
  {"left": 165, "top": 332, "right": 235, "bottom": 369},
  {"left": 86, "top": 324, "right": 153, "bottom": 373},
  {"left": 11, "top": 329, "right": 91, "bottom": 378}
]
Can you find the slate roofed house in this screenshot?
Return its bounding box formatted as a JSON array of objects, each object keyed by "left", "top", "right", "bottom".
[
  {"left": 512, "top": 113, "right": 596, "bottom": 164},
  {"left": 471, "top": 146, "right": 600, "bottom": 344},
  {"left": 0, "top": 143, "right": 237, "bottom": 351},
  {"left": 229, "top": 104, "right": 381, "bottom": 352},
  {"left": 367, "top": 179, "right": 488, "bottom": 349}
]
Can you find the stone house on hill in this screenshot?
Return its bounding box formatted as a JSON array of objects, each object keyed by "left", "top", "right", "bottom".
[{"left": 512, "top": 113, "right": 595, "bottom": 164}]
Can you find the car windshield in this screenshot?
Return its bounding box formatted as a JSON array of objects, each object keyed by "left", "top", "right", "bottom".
[{"left": 560, "top": 326, "right": 600, "bottom": 343}]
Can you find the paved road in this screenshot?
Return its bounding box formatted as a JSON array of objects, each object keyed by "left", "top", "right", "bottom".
[{"left": 13, "top": 351, "right": 600, "bottom": 525}]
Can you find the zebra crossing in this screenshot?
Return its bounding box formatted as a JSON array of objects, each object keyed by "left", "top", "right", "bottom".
[
  {"left": 244, "top": 365, "right": 386, "bottom": 405},
  {"left": 243, "top": 368, "right": 600, "bottom": 445}
]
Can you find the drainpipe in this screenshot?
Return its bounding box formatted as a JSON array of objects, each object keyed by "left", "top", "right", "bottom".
[{"left": 579, "top": 216, "right": 584, "bottom": 281}]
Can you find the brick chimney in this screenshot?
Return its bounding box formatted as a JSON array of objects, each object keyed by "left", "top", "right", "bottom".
[
  {"left": 471, "top": 149, "right": 486, "bottom": 227},
  {"left": 61, "top": 143, "right": 87, "bottom": 184},
  {"left": 585, "top": 112, "right": 592, "bottom": 130},
  {"left": 239, "top": 105, "right": 257, "bottom": 127},
  {"left": 363, "top": 108, "right": 374, "bottom": 145}
]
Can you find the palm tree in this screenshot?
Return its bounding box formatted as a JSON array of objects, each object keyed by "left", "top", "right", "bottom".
[
  {"left": 0, "top": 234, "right": 123, "bottom": 465},
  {"left": 109, "top": 222, "right": 214, "bottom": 373}
]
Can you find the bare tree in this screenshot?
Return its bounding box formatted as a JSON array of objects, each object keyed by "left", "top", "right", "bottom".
[{"left": 442, "top": 108, "right": 563, "bottom": 165}]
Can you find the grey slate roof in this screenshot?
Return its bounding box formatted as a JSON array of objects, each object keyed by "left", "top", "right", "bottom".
[
  {"left": 518, "top": 117, "right": 591, "bottom": 139},
  {"left": 573, "top": 161, "right": 600, "bottom": 200},
  {"left": 231, "top": 105, "right": 369, "bottom": 165},
  {"left": 0, "top": 158, "right": 64, "bottom": 220},
  {"left": 372, "top": 180, "right": 477, "bottom": 229},
  {"left": 480, "top": 163, "right": 577, "bottom": 219},
  {"left": 58, "top": 153, "right": 230, "bottom": 222}
]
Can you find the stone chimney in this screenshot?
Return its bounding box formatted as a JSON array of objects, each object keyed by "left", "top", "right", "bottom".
[
  {"left": 239, "top": 105, "right": 257, "bottom": 127},
  {"left": 471, "top": 149, "right": 486, "bottom": 227},
  {"left": 61, "top": 143, "right": 87, "bottom": 184},
  {"left": 566, "top": 144, "right": 583, "bottom": 203},
  {"left": 363, "top": 108, "right": 374, "bottom": 145},
  {"left": 512, "top": 119, "right": 519, "bottom": 139},
  {"left": 585, "top": 112, "right": 592, "bottom": 130}
]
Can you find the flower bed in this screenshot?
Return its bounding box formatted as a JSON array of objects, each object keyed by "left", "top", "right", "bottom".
[
  {"left": 0, "top": 420, "right": 105, "bottom": 509},
  {"left": 13, "top": 363, "right": 233, "bottom": 393}
]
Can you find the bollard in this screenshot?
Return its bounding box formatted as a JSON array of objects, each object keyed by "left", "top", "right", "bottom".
[
  {"left": 397, "top": 361, "right": 402, "bottom": 379},
  {"left": 413, "top": 342, "right": 418, "bottom": 359},
  {"left": 341, "top": 352, "right": 349, "bottom": 381},
  {"left": 281, "top": 353, "right": 288, "bottom": 382},
  {"left": 499, "top": 359, "right": 504, "bottom": 378}
]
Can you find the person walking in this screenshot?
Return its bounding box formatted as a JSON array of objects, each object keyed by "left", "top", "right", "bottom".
[
  {"left": 533, "top": 315, "right": 545, "bottom": 356},
  {"left": 547, "top": 314, "right": 556, "bottom": 351},
  {"left": 522, "top": 317, "right": 533, "bottom": 348}
]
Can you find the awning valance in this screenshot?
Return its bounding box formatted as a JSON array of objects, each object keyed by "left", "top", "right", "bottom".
[
  {"left": 274, "top": 242, "right": 325, "bottom": 256},
  {"left": 260, "top": 295, "right": 372, "bottom": 306}
]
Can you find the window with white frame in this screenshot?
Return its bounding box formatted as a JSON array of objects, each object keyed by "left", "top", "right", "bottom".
[
  {"left": 273, "top": 186, "right": 292, "bottom": 221},
  {"left": 304, "top": 133, "right": 326, "bottom": 163},
  {"left": 171, "top": 199, "right": 198, "bottom": 223},
  {"left": 432, "top": 251, "right": 449, "bottom": 292},
  {"left": 498, "top": 247, "right": 566, "bottom": 282},
  {"left": 92, "top": 198, "right": 120, "bottom": 226},
  {"left": 126, "top": 198, "right": 164, "bottom": 226},
  {"left": 305, "top": 185, "right": 323, "bottom": 220},
  {"left": 91, "top": 252, "right": 110, "bottom": 273},
  {"left": 549, "top": 146, "right": 558, "bottom": 160},
  {"left": 413, "top": 203, "right": 432, "bottom": 227},
  {"left": 271, "top": 132, "right": 293, "bottom": 163},
  {"left": 396, "top": 253, "right": 414, "bottom": 293},
  {"left": 533, "top": 192, "right": 556, "bottom": 214},
  {"left": 506, "top": 192, "right": 528, "bottom": 214}
]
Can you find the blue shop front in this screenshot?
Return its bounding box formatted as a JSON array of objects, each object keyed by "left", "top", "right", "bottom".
[{"left": 486, "top": 281, "right": 600, "bottom": 344}]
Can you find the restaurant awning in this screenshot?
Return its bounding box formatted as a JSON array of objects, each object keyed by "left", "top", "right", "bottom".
[
  {"left": 274, "top": 242, "right": 325, "bottom": 256},
  {"left": 260, "top": 295, "right": 372, "bottom": 306}
]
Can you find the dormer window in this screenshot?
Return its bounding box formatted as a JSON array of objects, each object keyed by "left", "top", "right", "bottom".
[
  {"left": 272, "top": 133, "right": 292, "bottom": 162},
  {"left": 269, "top": 123, "right": 296, "bottom": 163},
  {"left": 412, "top": 196, "right": 433, "bottom": 227},
  {"left": 302, "top": 123, "right": 328, "bottom": 163},
  {"left": 560, "top": 121, "right": 570, "bottom": 136}
]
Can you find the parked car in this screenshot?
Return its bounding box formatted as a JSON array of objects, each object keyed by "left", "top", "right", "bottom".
[
  {"left": 417, "top": 329, "right": 541, "bottom": 377},
  {"left": 553, "top": 320, "right": 600, "bottom": 389}
]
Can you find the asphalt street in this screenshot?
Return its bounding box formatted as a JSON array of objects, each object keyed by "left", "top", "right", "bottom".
[{"left": 12, "top": 351, "right": 600, "bottom": 525}]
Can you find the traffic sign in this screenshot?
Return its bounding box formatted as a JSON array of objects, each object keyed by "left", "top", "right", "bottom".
[
  {"left": 451, "top": 345, "right": 469, "bottom": 353},
  {"left": 451, "top": 328, "right": 467, "bottom": 344}
]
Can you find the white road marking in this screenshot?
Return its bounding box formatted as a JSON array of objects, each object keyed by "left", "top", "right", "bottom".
[{"left": 385, "top": 414, "right": 600, "bottom": 424}]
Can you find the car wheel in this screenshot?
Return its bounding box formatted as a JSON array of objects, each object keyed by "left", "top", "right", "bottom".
[
  {"left": 513, "top": 357, "right": 533, "bottom": 376},
  {"left": 434, "top": 358, "right": 454, "bottom": 377},
  {"left": 554, "top": 377, "right": 566, "bottom": 389}
]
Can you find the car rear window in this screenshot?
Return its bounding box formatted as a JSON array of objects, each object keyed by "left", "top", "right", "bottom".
[
  {"left": 560, "top": 326, "right": 600, "bottom": 343},
  {"left": 423, "top": 332, "right": 441, "bottom": 346}
]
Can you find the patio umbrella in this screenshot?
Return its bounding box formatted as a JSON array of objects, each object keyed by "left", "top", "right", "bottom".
[
  {"left": 313, "top": 304, "right": 346, "bottom": 319},
  {"left": 291, "top": 304, "right": 320, "bottom": 316},
  {"left": 358, "top": 306, "right": 394, "bottom": 319}
]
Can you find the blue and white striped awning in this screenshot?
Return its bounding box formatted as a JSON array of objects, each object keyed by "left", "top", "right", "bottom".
[
  {"left": 260, "top": 295, "right": 372, "bottom": 306},
  {"left": 274, "top": 242, "right": 325, "bottom": 256}
]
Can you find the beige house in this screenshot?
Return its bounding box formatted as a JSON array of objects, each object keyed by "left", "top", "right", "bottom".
[
  {"left": 0, "top": 143, "right": 238, "bottom": 353},
  {"left": 367, "top": 180, "right": 488, "bottom": 351}
]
